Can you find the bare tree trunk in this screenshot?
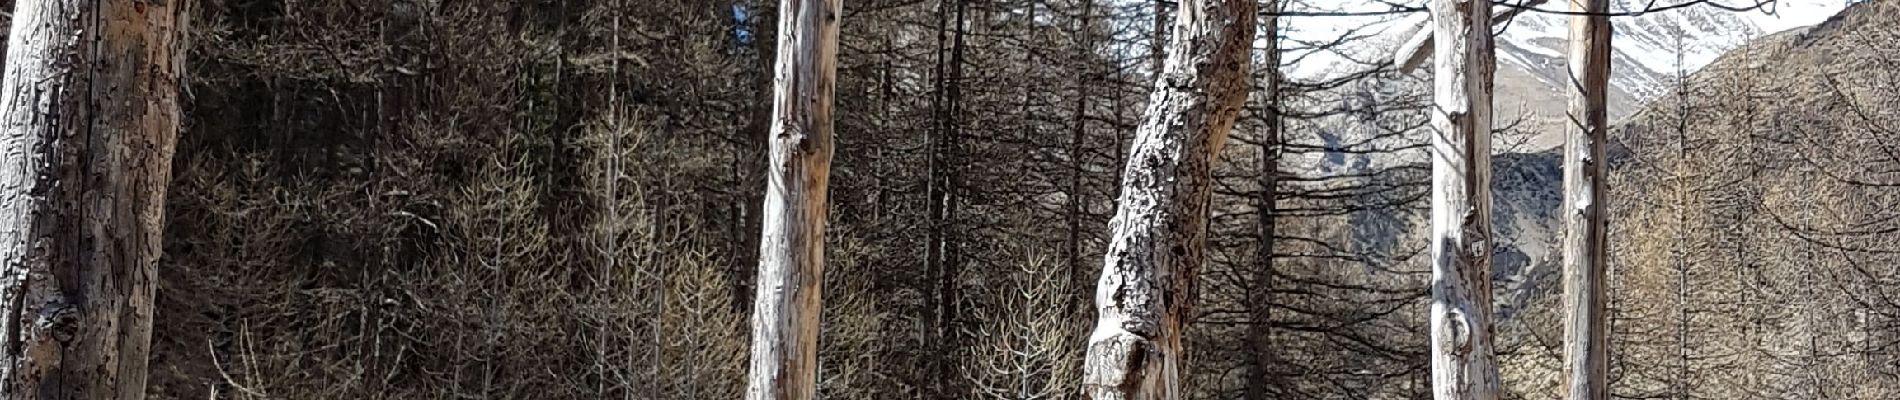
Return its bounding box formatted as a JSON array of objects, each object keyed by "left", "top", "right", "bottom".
[
  {"left": 1245, "top": 3, "right": 1283, "bottom": 399},
  {"left": 732, "top": 0, "right": 777, "bottom": 314},
  {"left": 924, "top": 0, "right": 968, "bottom": 396},
  {"left": 1560, "top": 0, "right": 1610, "bottom": 399},
  {"left": 1065, "top": 0, "right": 1098, "bottom": 317},
  {"left": 0, "top": 0, "right": 188, "bottom": 399},
  {"left": 1150, "top": 0, "right": 1166, "bottom": 72},
  {"left": 746, "top": 0, "right": 840, "bottom": 399},
  {"left": 1425, "top": 0, "right": 1500, "bottom": 399},
  {"left": 923, "top": 0, "right": 949, "bottom": 393},
  {"left": 1081, "top": 0, "right": 1256, "bottom": 398}
]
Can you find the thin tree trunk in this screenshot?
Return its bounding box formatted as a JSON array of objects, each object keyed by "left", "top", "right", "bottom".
[
  {"left": 0, "top": 0, "right": 188, "bottom": 399},
  {"left": 922, "top": 0, "right": 947, "bottom": 393},
  {"left": 1065, "top": 0, "right": 1098, "bottom": 317},
  {"left": 1150, "top": 0, "right": 1166, "bottom": 72},
  {"left": 733, "top": 0, "right": 777, "bottom": 314},
  {"left": 922, "top": 0, "right": 950, "bottom": 394},
  {"left": 925, "top": 0, "right": 968, "bottom": 396},
  {"left": 1081, "top": 0, "right": 1256, "bottom": 398},
  {"left": 1560, "top": 0, "right": 1610, "bottom": 399},
  {"left": 745, "top": 0, "right": 841, "bottom": 399},
  {"left": 1425, "top": 0, "right": 1500, "bottom": 398},
  {"left": 1245, "top": 3, "right": 1282, "bottom": 399}
]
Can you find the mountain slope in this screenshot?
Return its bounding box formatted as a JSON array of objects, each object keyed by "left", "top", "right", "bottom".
[{"left": 1494, "top": 1, "right": 1900, "bottom": 397}]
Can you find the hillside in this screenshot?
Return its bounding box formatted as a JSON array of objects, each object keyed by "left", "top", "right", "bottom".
[
  {"left": 1314, "top": 0, "right": 1855, "bottom": 310},
  {"left": 1494, "top": 1, "right": 1900, "bottom": 397}
]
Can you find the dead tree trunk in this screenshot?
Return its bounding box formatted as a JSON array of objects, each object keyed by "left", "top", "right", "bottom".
[
  {"left": 745, "top": 0, "right": 840, "bottom": 399},
  {"left": 1561, "top": 0, "right": 1611, "bottom": 399},
  {"left": 1081, "top": 0, "right": 1256, "bottom": 398},
  {"left": 0, "top": 0, "right": 189, "bottom": 399},
  {"left": 1424, "top": 0, "right": 1501, "bottom": 399},
  {"left": 1064, "top": 0, "right": 1098, "bottom": 317},
  {"left": 1245, "top": 2, "right": 1283, "bottom": 399}
]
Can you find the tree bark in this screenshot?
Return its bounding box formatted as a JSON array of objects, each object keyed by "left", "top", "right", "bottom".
[
  {"left": 1425, "top": 0, "right": 1501, "bottom": 399},
  {"left": 745, "top": 0, "right": 840, "bottom": 399},
  {"left": 1560, "top": 0, "right": 1610, "bottom": 399},
  {"left": 0, "top": 0, "right": 188, "bottom": 399},
  {"left": 1245, "top": 3, "right": 1282, "bottom": 399},
  {"left": 1081, "top": 0, "right": 1255, "bottom": 398}
]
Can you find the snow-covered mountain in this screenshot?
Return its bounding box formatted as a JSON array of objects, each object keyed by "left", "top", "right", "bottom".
[
  {"left": 1270, "top": 1, "right": 1851, "bottom": 299},
  {"left": 1280, "top": 0, "right": 1847, "bottom": 149},
  {"left": 1492, "top": 0, "right": 1844, "bottom": 99}
]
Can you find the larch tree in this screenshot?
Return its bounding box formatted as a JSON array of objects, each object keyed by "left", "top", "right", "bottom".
[
  {"left": 1080, "top": 0, "right": 1256, "bottom": 398},
  {"left": 1560, "top": 0, "right": 1611, "bottom": 399},
  {"left": 1246, "top": 1, "right": 1283, "bottom": 399},
  {"left": 0, "top": 0, "right": 189, "bottom": 399},
  {"left": 745, "top": 0, "right": 841, "bottom": 399},
  {"left": 1421, "top": 0, "right": 1501, "bottom": 398}
]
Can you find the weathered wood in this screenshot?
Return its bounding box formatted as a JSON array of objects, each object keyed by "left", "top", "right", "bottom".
[
  {"left": 0, "top": 0, "right": 189, "bottom": 399},
  {"left": 1425, "top": 0, "right": 1501, "bottom": 399},
  {"left": 745, "top": 0, "right": 841, "bottom": 399},
  {"left": 1081, "top": 0, "right": 1256, "bottom": 398},
  {"left": 1561, "top": 0, "right": 1611, "bottom": 399}
]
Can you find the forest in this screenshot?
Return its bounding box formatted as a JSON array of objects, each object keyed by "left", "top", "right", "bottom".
[{"left": 0, "top": 0, "right": 1893, "bottom": 399}]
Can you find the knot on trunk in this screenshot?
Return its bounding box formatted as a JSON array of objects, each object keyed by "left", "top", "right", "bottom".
[
  {"left": 1447, "top": 308, "right": 1472, "bottom": 355},
  {"left": 33, "top": 298, "right": 77, "bottom": 344},
  {"left": 1083, "top": 330, "right": 1154, "bottom": 400}
]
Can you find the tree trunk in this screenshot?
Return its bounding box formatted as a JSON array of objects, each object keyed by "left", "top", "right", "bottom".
[
  {"left": 0, "top": 0, "right": 188, "bottom": 399},
  {"left": 1561, "top": 0, "right": 1611, "bottom": 399},
  {"left": 732, "top": 0, "right": 777, "bottom": 314},
  {"left": 1064, "top": 0, "right": 1097, "bottom": 317},
  {"left": 1245, "top": 3, "right": 1282, "bottom": 399},
  {"left": 745, "top": 0, "right": 840, "bottom": 399},
  {"left": 924, "top": 0, "right": 968, "bottom": 396},
  {"left": 1081, "top": 0, "right": 1255, "bottom": 398},
  {"left": 1425, "top": 0, "right": 1501, "bottom": 399}
]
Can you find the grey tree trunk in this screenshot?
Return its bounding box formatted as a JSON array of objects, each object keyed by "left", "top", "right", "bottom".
[
  {"left": 1424, "top": 0, "right": 1501, "bottom": 399},
  {"left": 1561, "top": 0, "right": 1611, "bottom": 399},
  {"left": 745, "top": 0, "right": 840, "bottom": 399},
  {"left": 0, "top": 0, "right": 189, "bottom": 399},
  {"left": 1081, "top": 0, "right": 1256, "bottom": 398}
]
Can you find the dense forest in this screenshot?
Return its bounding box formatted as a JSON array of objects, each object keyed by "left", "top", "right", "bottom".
[{"left": 0, "top": 0, "right": 1892, "bottom": 399}]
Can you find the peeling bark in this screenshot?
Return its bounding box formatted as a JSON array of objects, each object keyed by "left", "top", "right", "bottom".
[
  {"left": 1426, "top": 0, "right": 1501, "bottom": 399},
  {"left": 0, "top": 0, "right": 189, "bottom": 399},
  {"left": 745, "top": 0, "right": 840, "bottom": 399},
  {"left": 1561, "top": 0, "right": 1611, "bottom": 399},
  {"left": 1081, "top": 0, "right": 1256, "bottom": 399}
]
